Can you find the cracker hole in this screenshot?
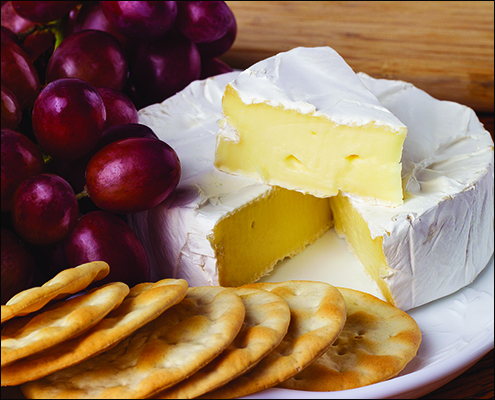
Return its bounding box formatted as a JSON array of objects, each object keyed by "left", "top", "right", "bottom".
[
  {"left": 354, "top": 335, "right": 363, "bottom": 340},
  {"left": 337, "top": 347, "right": 348, "bottom": 356},
  {"left": 251, "top": 221, "right": 255, "bottom": 229},
  {"left": 345, "top": 154, "right": 360, "bottom": 162}
]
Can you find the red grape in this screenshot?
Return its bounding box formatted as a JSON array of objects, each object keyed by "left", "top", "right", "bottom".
[
  {"left": 22, "top": 29, "right": 55, "bottom": 63},
  {"left": 1, "top": 35, "right": 41, "bottom": 109},
  {"left": 175, "top": 1, "right": 234, "bottom": 43},
  {"left": 97, "top": 123, "right": 158, "bottom": 151},
  {"left": 11, "top": 1, "right": 78, "bottom": 23},
  {"left": 97, "top": 87, "right": 138, "bottom": 130},
  {"left": 86, "top": 137, "right": 181, "bottom": 214},
  {"left": 1, "top": 228, "right": 35, "bottom": 304},
  {"left": 1, "top": 1, "right": 36, "bottom": 35},
  {"left": 46, "top": 124, "right": 158, "bottom": 195},
  {"left": 101, "top": 1, "right": 177, "bottom": 40},
  {"left": 131, "top": 29, "right": 201, "bottom": 106},
  {"left": 32, "top": 78, "right": 106, "bottom": 161},
  {"left": 46, "top": 30, "right": 129, "bottom": 91},
  {"left": 11, "top": 173, "right": 79, "bottom": 246},
  {"left": 196, "top": 14, "right": 237, "bottom": 59},
  {"left": 64, "top": 210, "right": 150, "bottom": 287},
  {"left": 69, "top": 2, "right": 137, "bottom": 56},
  {"left": 1, "top": 25, "right": 19, "bottom": 43},
  {"left": 1, "top": 128, "right": 44, "bottom": 212},
  {"left": 1, "top": 84, "right": 22, "bottom": 129},
  {"left": 200, "top": 57, "right": 233, "bottom": 80}
]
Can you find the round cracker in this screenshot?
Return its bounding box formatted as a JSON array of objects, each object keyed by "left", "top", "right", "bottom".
[
  {"left": 21, "top": 286, "right": 245, "bottom": 399},
  {"left": 1, "top": 282, "right": 129, "bottom": 367},
  {"left": 155, "top": 287, "right": 291, "bottom": 399},
  {"left": 1, "top": 262, "right": 110, "bottom": 324},
  {"left": 278, "top": 287, "right": 422, "bottom": 391},
  {"left": 203, "top": 280, "right": 347, "bottom": 399},
  {"left": 1, "top": 279, "right": 188, "bottom": 386}
]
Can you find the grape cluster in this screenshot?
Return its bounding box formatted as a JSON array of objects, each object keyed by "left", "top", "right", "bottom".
[{"left": 1, "top": 1, "right": 237, "bottom": 300}]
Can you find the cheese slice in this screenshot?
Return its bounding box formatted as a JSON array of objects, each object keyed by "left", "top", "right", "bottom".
[
  {"left": 129, "top": 64, "right": 494, "bottom": 311},
  {"left": 129, "top": 73, "right": 332, "bottom": 287},
  {"left": 214, "top": 47, "right": 407, "bottom": 206}
]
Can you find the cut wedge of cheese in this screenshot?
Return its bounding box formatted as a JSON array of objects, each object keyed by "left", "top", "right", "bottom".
[
  {"left": 130, "top": 58, "right": 494, "bottom": 310},
  {"left": 129, "top": 73, "right": 332, "bottom": 287},
  {"left": 214, "top": 47, "right": 407, "bottom": 206}
]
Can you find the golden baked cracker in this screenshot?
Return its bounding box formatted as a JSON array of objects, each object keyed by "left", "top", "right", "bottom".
[
  {"left": 1, "top": 279, "right": 188, "bottom": 386},
  {"left": 1, "top": 261, "right": 110, "bottom": 324},
  {"left": 1, "top": 282, "right": 129, "bottom": 368},
  {"left": 21, "top": 286, "right": 245, "bottom": 399},
  {"left": 155, "top": 287, "right": 291, "bottom": 399},
  {"left": 278, "top": 287, "right": 422, "bottom": 391},
  {"left": 202, "top": 280, "right": 347, "bottom": 399}
]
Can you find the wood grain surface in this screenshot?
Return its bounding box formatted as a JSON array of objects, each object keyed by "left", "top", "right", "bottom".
[{"left": 223, "top": 1, "right": 494, "bottom": 112}]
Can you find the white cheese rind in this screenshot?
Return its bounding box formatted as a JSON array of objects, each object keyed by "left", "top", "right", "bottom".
[
  {"left": 354, "top": 73, "right": 494, "bottom": 310},
  {"left": 222, "top": 46, "right": 406, "bottom": 132}
]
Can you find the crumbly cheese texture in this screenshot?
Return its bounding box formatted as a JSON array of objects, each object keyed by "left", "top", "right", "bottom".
[
  {"left": 214, "top": 47, "right": 407, "bottom": 206},
  {"left": 129, "top": 73, "right": 332, "bottom": 287},
  {"left": 130, "top": 63, "right": 494, "bottom": 310}
]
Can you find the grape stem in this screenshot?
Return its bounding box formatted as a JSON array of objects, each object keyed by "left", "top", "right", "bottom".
[{"left": 76, "top": 187, "right": 89, "bottom": 200}]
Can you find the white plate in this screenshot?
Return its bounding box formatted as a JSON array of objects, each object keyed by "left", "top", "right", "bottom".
[{"left": 255, "top": 231, "right": 494, "bottom": 399}]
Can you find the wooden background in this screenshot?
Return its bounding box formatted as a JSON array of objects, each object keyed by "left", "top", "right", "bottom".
[
  {"left": 223, "top": 1, "right": 494, "bottom": 113},
  {"left": 222, "top": 1, "right": 494, "bottom": 399}
]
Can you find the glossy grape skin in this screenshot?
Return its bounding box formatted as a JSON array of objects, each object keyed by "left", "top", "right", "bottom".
[
  {"left": 1, "top": 228, "right": 35, "bottom": 304},
  {"left": 1, "top": 84, "right": 22, "bottom": 129},
  {"left": 1, "top": 1, "right": 36, "bottom": 35},
  {"left": 69, "top": 2, "right": 137, "bottom": 57},
  {"left": 200, "top": 57, "right": 233, "bottom": 80},
  {"left": 101, "top": 1, "right": 177, "bottom": 40},
  {"left": 11, "top": 1, "right": 78, "bottom": 23},
  {"left": 11, "top": 173, "right": 79, "bottom": 246},
  {"left": 175, "top": 1, "right": 234, "bottom": 43},
  {"left": 64, "top": 210, "right": 150, "bottom": 287},
  {"left": 1, "top": 35, "right": 41, "bottom": 109},
  {"left": 47, "top": 124, "right": 158, "bottom": 194},
  {"left": 196, "top": 14, "right": 237, "bottom": 59},
  {"left": 97, "top": 87, "right": 138, "bottom": 130},
  {"left": 86, "top": 137, "right": 181, "bottom": 214},
  {"left": 131, "top": 29, "right": 201, "bottom": 106},
  {"left": 32, "top": 78, "right": 106, "bottom": 161},
  {"left": 1, "top": 129, "right": 44, "bottom": 212},
  {"left": 46, "top": 30, "right": 129, "bottom": 91},
  {"left": 97, "top": 123, "right": 158, "bottom": 151}
]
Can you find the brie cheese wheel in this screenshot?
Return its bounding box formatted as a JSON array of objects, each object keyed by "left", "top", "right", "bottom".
[
  {"left": 214, "top": 47, "right": 408, "bottom": 206},
  {"left": 129, "top": 72, "right": 332, "bottom": 287},
  {"left": 130, "top": 64, "right": 494, "bottom": 311}
]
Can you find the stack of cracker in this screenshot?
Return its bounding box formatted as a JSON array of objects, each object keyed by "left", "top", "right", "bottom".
[{"left": 1, "top": 262, "right": 421, "bottom": 399}]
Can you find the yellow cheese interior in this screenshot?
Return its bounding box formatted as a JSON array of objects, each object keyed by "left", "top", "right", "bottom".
[
  {"left": 329, "top": 193, "right": 394, "bottom": 305},
  {"left": 215, "top": 85, "right": 407, "bottom": 206},
  {"left": 209, "top": 186, "right": 332, "bottom": 287}
]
